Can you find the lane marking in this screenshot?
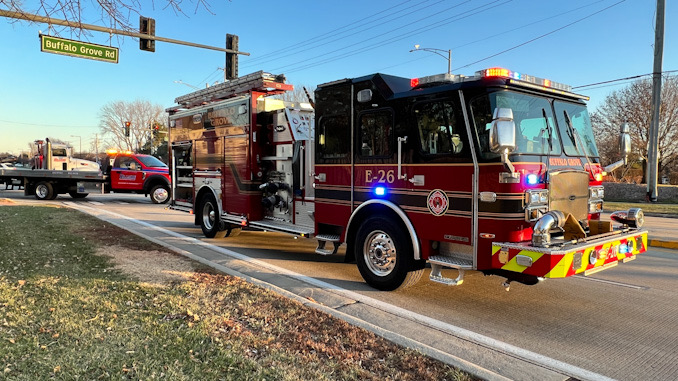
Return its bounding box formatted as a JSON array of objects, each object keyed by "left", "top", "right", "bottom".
[
  {"left": 67, "top": 203, "right": 615, "bottom": 381},
  {"left": 574, "top": 275, "right": 648, "bottom": 290}
]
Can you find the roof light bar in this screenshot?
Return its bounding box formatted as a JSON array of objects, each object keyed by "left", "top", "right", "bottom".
[
  {"left": 409, "top": 67, "right": 588, "bottom": 100},
  {"left": 479, "top": 67, "right": 572, "bottom": 92},
  {"left": 410, "top": 73, "right": 461, "bottom": 87}
]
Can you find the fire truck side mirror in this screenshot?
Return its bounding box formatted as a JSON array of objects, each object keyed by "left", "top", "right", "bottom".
[{"left": 489, "top": 108, "right": 516, "bottom": 154}]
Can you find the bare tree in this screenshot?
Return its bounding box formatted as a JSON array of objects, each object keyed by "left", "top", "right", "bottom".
[
  {"left": 591, "top": 76, "right": 678, "bottom": 183},
  {"left": 274, "top": 84, "right": 315, "bottom": 105},
  {"left": 99, "top": 99, "right": 165, "bottom": 152},
  {"left": 1, "top": 0, "right": 212, "bottom": 35}
]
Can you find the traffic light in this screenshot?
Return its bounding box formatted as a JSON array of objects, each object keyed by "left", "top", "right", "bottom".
[
  {"left": 124, "top": 121, "right": 131, "bottom": 137},
  {"left": 153, "top": 124, "right": 160, "bottom": 137},
  {"left": 225, "top": 34, "right": 238, "bottom": 80},
  {"left": 139, "top": 16, "right": 156, "bottom": 52}
]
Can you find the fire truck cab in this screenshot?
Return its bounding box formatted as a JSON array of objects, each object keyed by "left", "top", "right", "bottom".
[{"left": 168, "top": 68, "right": 647, "bottom": 291}]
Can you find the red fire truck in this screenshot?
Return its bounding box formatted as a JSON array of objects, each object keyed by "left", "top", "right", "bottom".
[{"left": 167, "top": 69, "right": 647, "bottom": 291}]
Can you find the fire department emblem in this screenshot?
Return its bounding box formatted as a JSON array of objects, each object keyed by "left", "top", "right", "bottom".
[{"left": 427, "top": 189, "right": 449, "bottom": 216}]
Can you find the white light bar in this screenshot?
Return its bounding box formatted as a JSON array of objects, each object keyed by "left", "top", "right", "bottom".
[{"left": 410, "top": 73, "right": 466, "bottom": 87}]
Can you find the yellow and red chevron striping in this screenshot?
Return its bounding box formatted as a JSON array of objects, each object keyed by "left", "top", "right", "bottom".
[{"left": 491, "top": 232, "right": 648, "bottom": 278}]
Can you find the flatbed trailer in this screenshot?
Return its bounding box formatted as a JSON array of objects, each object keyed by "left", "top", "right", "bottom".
[{"left": 0, "top": 167, "right": 104, "bottom": 200}]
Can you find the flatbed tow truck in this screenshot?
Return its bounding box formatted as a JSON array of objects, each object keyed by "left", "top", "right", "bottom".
[{"left": 0, "top": 139, "right": 170, "bottom": 203}]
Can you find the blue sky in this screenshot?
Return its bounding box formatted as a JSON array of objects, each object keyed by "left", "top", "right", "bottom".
[{"left": 0, "top": 0, "right": 675, "bottom": 155}]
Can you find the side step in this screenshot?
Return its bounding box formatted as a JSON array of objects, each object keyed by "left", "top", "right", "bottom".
[
  {"left": 315, "top": 234, "right": 341, "bottom": 255},
  {"left": 428, "top": 255, "right": 474, "bottom": 286}
]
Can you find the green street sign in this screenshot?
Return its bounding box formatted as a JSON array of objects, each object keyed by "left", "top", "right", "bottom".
[{"left": 40, "top": 35, "right": 118, "bottom": 63}]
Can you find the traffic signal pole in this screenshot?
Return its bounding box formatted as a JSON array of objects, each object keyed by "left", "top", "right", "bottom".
[{"left": 0, "top": 9, "right": 250, "bottom": 56}]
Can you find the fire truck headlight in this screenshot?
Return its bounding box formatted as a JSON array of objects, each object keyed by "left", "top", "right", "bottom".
[
  {"left": 589, "top": 186, "right": 604, "bottom": 200},
  {"left": 526, "top": 189, "right": 548, "bottom": 206}
]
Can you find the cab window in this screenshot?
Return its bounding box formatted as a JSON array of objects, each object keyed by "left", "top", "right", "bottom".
[
  {"left": 117, "top": 157, "right": 139, "bottom": 170},
  {"left": 358, "top": 110, "right": 393, "bottom": 157},
  {"left": 414, "top": 100, "right": 468, "bottom": 158},
  {"left": 317, "top": 114, "right": 350, "bottom": 161}
]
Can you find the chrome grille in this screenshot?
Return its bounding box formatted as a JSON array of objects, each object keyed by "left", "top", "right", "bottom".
[{"left": 549, "top": 170, "right": 589, "bottom": 221}]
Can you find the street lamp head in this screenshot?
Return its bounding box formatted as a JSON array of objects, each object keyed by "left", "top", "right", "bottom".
[{"left": 414, "top": 44, "right": 420, "bottom": 50}]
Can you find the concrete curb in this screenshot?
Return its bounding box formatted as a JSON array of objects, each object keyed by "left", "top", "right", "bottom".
[{"left": 649, "top": 239, "right": 678, "bottom": 250}]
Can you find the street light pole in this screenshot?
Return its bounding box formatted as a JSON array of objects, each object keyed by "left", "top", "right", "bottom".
[{"left": 410, "top": 45, "right": 452, "bottom": 74}]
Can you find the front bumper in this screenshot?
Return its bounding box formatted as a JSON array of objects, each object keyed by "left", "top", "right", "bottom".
[{"left": 491, "top": 229, "right": 648, "bottom": 278}]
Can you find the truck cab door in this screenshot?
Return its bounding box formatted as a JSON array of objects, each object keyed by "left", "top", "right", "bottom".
[
  {"left": 354, "top": 109, "right": 401, "bottom": 202},
  {"left": 111, "top": 156, "right": 144, "bottom": 190},
  {"left": 408, "top": 98, "right": 475, "bottom": 263}
]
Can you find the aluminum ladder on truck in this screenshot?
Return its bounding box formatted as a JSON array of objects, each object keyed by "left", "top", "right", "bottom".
[{"left": 174, "top": 71, "right": 290, "bottom": 108}]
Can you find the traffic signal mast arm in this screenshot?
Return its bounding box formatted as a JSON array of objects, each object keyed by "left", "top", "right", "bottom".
[{"left": 0, "top": 9, "right": 249, "bottom": 55}]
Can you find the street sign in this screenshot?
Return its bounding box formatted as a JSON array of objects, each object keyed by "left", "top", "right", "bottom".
[{"left": 40, "top": 34, "right": 118, "bottom": 63}]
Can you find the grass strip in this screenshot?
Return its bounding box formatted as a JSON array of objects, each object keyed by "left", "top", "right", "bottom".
[
  {"left": 0, "top": 205, "right": 472, "bottom": 380},
  {"left": 605, "top": 201, "right": 678, "bottom": 216}
]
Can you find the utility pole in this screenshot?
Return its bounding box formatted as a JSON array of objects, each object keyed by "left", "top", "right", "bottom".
[
  {"left": 94, "top": 134, "right": 99, "bottom": 164},
  {"left": 647, "top": 0, "right": 665, "bottom": 202}
]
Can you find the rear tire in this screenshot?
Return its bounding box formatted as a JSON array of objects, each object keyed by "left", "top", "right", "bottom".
[
  {"left": 354, "top": 216, "right": 424, "bottom": 291},
  {"left": 34, "top": 182, "right": 54, "bottom": 200},
  {"left": 199, "top": 193, "right": 222, "bottom": 238},
  {"left": 150, "top": 184, "right": 170, "bottom": 204}
]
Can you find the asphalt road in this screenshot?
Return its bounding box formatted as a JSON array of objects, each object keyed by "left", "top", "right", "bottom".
[{"left": 2, "top": 189, "right": 677, "bottom": 381}]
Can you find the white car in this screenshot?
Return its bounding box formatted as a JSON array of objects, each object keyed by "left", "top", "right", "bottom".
[{"left": 0, "top": 163, "right": 16, "bottom": 170}]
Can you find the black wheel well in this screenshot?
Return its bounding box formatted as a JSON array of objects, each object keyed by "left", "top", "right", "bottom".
[
  {"left": 194, "top": 187, "right": 217, "bottom": 225},
  {"left": 143, "top": 176, "right": 169, "bottom": 193},
  {"left": 345, "top": 203, "right": 412, "bottom": 263}
]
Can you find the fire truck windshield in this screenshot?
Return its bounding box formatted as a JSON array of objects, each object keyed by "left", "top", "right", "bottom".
[
  {"left": 554, "top": 100, "right": 599, "bottom": 158},
  {"left": 471, "top": 90, "right": 598, "bottom": 160}
]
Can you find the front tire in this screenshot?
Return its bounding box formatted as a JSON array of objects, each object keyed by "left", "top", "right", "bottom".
[
  {"left": 35, "top": 182, "right": 54, "bottom": 200},
  {"left": 354, "top": 216, "right": 424, "bottom": 291},
  {"left": 150, "top": 184, "right": 170, "bottom": 204}
]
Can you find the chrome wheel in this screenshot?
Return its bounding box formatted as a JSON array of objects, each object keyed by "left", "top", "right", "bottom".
[
  {"left": 151, "top": 186, "right": 169, "bottom": 203},
  {"left": 363, "top": 230, "right": 397, "bottom": 276},
  {"left": 36, "top": 184, "right": 49, "bottom": 199},
  {"left": 202, "top": 201, "right": 216, "bottom": 231}
]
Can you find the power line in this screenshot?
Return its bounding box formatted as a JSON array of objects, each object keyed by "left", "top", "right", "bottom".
[
  {"left": 573, "top": 70, "right": 678, "bottom": 89},
  {"left": 454, "top": 0, "right": 626, "bottom": 70},
  {"left": 240, "top": 0, "right": 449, "bottom": 71},
  {"left": 274, "top": 0, "right": 507, "bottom": 74},
  {"left": 243, "top": 0, "right": 421, "bottom": 66},
  {"left": 0, "top": 119, "right": 98, "bottom": 128},
  {"left": 450, "top": 0, "right": 606, "bottom": 51},
  {"left": 371, "top": 0, "right": 609, "bottom": 73}
]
